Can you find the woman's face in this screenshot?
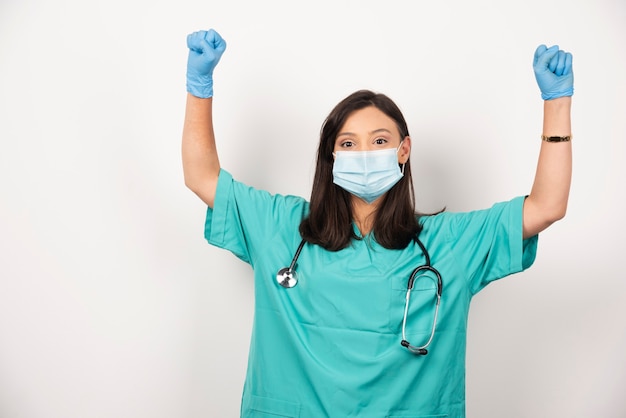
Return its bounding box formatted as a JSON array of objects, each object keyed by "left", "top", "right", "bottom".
[{"left": 333, "top": 106, "right": 411, "bottom": 163}]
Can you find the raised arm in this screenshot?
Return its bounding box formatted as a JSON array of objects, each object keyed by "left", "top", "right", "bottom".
[
  {"left": 523, "top": 45, "right": 574, "bottom": 239},
  {"left": 182, "top": 29, "right": 227, "bottom": 208}
]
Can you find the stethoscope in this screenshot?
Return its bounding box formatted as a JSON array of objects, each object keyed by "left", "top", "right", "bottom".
[{"left": 276, "top": 237, "right": 443, "bottom": 355}]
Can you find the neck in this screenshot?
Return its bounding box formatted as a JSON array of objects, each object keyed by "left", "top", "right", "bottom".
[{"left": 351, "top": 196, "right": 381, "bottom": 236}]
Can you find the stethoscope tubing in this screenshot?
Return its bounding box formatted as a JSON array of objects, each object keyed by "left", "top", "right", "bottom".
[{"left": 276, "top": 236, "right": 443, "bottom": 355}]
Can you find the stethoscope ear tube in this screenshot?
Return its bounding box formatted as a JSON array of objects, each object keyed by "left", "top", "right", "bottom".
[{"left": 401, "top": 237, "right": 443, "bottom": 356}]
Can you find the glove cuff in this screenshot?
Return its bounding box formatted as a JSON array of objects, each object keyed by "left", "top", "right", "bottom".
[
  {"left": 186, "top": 80, "right": 214, "bottom": 99},
  {"left": 542, "top": 88, "right": 574, "bottom": 101}
]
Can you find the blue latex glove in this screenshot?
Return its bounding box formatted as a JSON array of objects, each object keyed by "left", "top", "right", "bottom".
[
  {"left": 533, "top": 44, "right": 574, "bottom": 100},
  {"left": 186, "top": 29, "right": 227, "bottom": 98}
]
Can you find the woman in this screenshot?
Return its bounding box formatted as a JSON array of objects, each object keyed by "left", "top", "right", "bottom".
[{"left": 182, "top": 29, "right": 573, "bottom": 418}]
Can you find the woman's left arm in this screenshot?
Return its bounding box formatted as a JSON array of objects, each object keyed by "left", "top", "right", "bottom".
[
  {"left": 523, "top": 45, "right": 574, "bottom": 239},
  {"left": 523, "top": 97, "right": 572, "bottom": 239}
]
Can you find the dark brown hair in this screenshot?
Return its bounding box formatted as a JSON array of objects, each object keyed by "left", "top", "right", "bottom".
[{"left": 299, "top": 90, "right": 423, "bottom": 251}]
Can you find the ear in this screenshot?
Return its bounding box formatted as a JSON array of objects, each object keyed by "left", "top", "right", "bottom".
[{"left": 398, "top": 136, "right": 411, "bottom": 164}]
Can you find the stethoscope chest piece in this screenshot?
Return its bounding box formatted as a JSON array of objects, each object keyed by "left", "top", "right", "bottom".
[
  {"left": 277, "top": 267, "right": 298, "bottom": 288},
  {"left": 276, "top": 239, "right": 306, "bottom": 288}
]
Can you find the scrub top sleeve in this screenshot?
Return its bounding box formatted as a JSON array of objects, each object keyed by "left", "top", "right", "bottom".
[
  {"left": 448, "top": 196, "right": 538, "bottom": 294},
  {"left": 204, "top": 169, "right": 308, "bottom": 266},
  {"left": 204, "top": 170, "right": 241, "bottom": 256}
]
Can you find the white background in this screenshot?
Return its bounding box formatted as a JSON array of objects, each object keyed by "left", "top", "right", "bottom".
[{"left": 1, "top": 0, "right": 625, "bottom": 417}]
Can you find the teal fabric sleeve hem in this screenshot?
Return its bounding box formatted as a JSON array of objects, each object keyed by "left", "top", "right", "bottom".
[
  {"left": 204, "top": 169, "right": 234, "bottom": 248},
  {"left": 509, "top": 195, "right": 538, "bottom": 274},
  {"left": 519, "top": 197, "right": 539, "bottom": 271}
]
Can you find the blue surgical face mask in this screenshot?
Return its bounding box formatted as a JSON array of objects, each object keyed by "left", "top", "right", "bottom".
[{"left": 332, "top": 144, "right": 404, "bottom": 204}]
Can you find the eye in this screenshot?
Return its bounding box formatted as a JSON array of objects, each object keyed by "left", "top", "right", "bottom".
[
  {"left": 374, "top": 137, "right": 388, "bottom": 145},
  {"left": 340, "top": 140, "right": 355, "bottom": 148}
]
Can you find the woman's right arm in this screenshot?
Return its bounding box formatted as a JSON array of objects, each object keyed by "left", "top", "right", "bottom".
[
  {"left": 182, "top": 94, "right": 220, "bottom": 207},
  {"left": 181, "top": 29, "right": 227, "bottom": 208}
]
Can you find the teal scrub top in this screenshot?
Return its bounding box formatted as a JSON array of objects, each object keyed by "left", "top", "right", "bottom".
[{"left": 205, "top": 169, "right": 538, "bottom": 418}]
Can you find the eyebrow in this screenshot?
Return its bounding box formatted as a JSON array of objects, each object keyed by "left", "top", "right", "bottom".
[{"left": 336, "top": 128, "right": 393, "bottom": 137}]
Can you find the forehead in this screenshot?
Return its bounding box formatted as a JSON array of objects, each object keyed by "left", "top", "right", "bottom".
[{"left": 339, "top": 106, "right": 399, "bottom": 135}]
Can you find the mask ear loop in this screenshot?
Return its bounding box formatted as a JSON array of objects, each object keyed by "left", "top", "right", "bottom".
[{"left": 398, "top": 140, "right": 406, "bottom": 175}]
